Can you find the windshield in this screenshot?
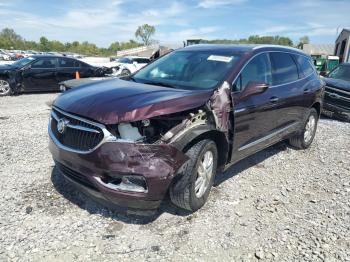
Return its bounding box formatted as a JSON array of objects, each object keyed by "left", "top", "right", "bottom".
[
  {"left": 328, "top": 64, "right": 350, "bottom": 81},
  {"left": 133, "top": 50, "right": 241, "bottom": 90},
  {"left": 12, "top": 57, "right": 36, "bottom": 68},
  {"left": 118, "top": 58, "right": 132, "bottom": 64}
]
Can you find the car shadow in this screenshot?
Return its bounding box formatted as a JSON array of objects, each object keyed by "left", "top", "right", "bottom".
[
  {"left": 214, "top": 141, "right": 288, "bottom": 186},
  {"left": 321, "top": 111, "right": 350, "bottom": 123},
  {"left": 50, "top": 166, "right": 191, "bottom": 224},
  {"left": 51, "top": 141, "right": 288, "bottom": 224}
]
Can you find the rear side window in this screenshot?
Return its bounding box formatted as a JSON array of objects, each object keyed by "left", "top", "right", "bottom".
[
  {"left": 295, "top": 55, "right": 314, "bottom": 78},
  {"left": 270, "top": 52, "right": 299, "bottom": 85},
  {"left": 79, "top": 61, "right": 89, "bottom": 68},
  {"left": 233, "top": 53, "right": 272, "bottom": 92},
  {"left": 59, "top": 58, "right": 76, "bottom": 68}
]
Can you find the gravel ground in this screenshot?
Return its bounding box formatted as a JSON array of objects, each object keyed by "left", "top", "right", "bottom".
[{"left": 0, "top": 93, "right": 349, "bottom": 262}]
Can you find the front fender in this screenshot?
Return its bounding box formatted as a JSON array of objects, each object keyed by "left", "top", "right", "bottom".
[
  {"left": 169, "top": 124, "right": 229, "bottom": 171},
  {"left": 0, "top": 71, "right": 18, "bottom": 90}
]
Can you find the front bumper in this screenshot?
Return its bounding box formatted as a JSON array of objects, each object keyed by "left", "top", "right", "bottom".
[
  {"left": 323, "top": 89, "right": 350, "bottom": 114},
  {"left": 323, "top": 102, "right": 350, "bottom": 115},
  {"left": 49, "top": 137, "right": 188, "bottom": 211}
]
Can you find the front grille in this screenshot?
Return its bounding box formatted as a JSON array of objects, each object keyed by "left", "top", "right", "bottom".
[
  {"left": 50, "top": 108, "right": 104, "bottom": 152},
  {"left": 57, "top": 162, "right": 98, "bottom": 191},
  {"left": 325, "top": 86, "right": 350, "bottom": 110}
]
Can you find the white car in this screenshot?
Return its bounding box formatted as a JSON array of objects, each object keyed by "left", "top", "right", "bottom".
[
  {"left": 111, "top": 56, "right": 150, "bottom": 76},
  {"left": 0, "top": 49, "right": 10, "bottom": 61}
]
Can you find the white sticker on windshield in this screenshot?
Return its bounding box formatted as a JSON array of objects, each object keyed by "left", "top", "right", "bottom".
[{"left": 207, "top": 55, "right": 233, "bottom": 63}]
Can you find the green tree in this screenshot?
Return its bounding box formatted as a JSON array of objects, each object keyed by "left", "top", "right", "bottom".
[
  {"left": 205, "top": 35, "right": 294, "bottom": 47},
  {"left": 39, "top": 36, "right": 50, "bottom": 51},
  {"left": 135, "top": 24, "right": 155, "bottom": 46},
  {"left": 0, "top": 28, "right": 24, "bottom": 49}
]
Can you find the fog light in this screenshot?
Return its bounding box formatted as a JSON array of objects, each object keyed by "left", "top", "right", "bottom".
[{"left": 94, "top": 175, "right": 148, "bottom": 193}]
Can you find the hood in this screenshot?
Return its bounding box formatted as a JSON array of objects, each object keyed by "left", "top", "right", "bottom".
[
  {"left": 54, "top": 78, "right": 213, "bottom": 124},
  {"left": 0, "top": 64, "right": 16, "bottom": 71},
  {"left": 324, "top": 77, "right": 350, "bottom": 92}
]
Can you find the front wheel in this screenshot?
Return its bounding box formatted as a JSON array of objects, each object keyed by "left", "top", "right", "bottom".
[
  {"left": 289, "top": 108, "right": 318, "bottom": 149},
  {"left": 120, "top": 69, "right": 131, "bottom": 77},
  {"left": 0, "top": 78, "right": 12, "bottom": 96},
  {"left": 170, "top": 139, "right": 218, "bottom": 212}
]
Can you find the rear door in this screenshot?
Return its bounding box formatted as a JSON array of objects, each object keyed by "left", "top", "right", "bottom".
[
  {"left": 76, "top": 61, "right": 96, "bottom": 77},
  {"left": 269, "top": 52, "right": 305, "bottom": 131},
  {"left": 231, "top": 53, "right": 278, "bottom": 160},
  {"left": 293, "top": 54, "right": 320, "bottom": 118},
  {"left": 22, "top": 57, "right": 58, "bottom": 91},
  {"left": 56, "top": 57, "right": 80, "bottom": 83}
]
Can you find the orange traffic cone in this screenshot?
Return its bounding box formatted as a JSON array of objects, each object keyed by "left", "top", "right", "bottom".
[{"left": 75, "top": 71, "right": 80, "bottom": 79}]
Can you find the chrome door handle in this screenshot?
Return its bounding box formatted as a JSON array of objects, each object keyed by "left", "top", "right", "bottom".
[{"left": 270, "top": 97, "right": 279, "bottom": 103}]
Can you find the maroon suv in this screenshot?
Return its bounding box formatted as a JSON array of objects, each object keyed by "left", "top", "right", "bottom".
[{"left": 49, "top": 45, "right": 324, "bottom": 213}]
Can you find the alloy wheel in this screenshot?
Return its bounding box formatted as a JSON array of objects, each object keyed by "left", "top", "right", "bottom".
[
  {"left": 304, "top": 114, "right": 316, "bottom": 143},
  {"left": 195, "top": 150, "right": 214, "bottom": 198},
  {"left": 0, "top": 79, "right": 10, "bottom": 95}
]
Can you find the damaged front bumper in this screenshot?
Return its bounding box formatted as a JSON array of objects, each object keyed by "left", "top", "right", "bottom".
[{"left": 49, "top": 127, "right": 188, "bottom": 211}]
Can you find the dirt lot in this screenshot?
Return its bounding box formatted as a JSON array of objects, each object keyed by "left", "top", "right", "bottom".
[{"left": 0, "top": 93, "right": 349, "bottom": 261}]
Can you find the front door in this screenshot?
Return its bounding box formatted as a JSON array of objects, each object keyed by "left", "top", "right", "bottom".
[
  {"left": 231, "top": 53, "right": 279, "bottom": 161},
  {"left": 22, "top": 57, "right": 58, "bottom": 91}
]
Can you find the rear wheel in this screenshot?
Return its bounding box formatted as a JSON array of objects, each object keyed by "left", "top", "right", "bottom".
[
  {"left": 289, "top": 108, "right": 318, "bottom": 149},
  {"left": 0, "top": 78, "right": 12, "bottom": 96},
  {"left": 170, "top": 139, "right": 218, "bottom": 212}
]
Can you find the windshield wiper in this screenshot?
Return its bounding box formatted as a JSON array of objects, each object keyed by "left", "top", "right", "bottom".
[{"left": 144, "top": 81, "right": 177, "bottom": 88}]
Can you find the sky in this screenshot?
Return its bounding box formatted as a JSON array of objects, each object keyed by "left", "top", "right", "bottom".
[{"left": 0, "top": 0, "right": 349, "bottom": 47}]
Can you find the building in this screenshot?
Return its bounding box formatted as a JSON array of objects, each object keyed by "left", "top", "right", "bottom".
[
  {"left": 334, "top": 28, "right": 350, "bottom": 63},
  {"left": 302, "top": 44, "right": 335, "bottom": 56}
]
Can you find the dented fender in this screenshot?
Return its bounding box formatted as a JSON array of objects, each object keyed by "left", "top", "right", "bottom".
[{"left": 209, "top": 82, "right": 232, "bottom": 133}]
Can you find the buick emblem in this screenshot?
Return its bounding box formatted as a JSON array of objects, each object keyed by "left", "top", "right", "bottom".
[{"left": 57, "top": 118, "right": 69, "bottom": 134}]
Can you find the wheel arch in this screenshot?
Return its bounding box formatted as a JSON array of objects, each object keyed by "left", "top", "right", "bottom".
[
  {"left": 311, "top": 101, "right": 321, "bottom": 117},
  {"left": 172, "top": 126, "right": 229, "bottom": 172}
]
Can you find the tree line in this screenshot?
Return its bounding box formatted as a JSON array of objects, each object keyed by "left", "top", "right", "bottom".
[
  {"left": 202, "top": 35, "right": 294, "bottom": 46},
  {"left": 0, "top": 26, "right": 308, "bottom": 56},
  {"left": 0, "top": 28, "right": 142, "bottom": 56}
]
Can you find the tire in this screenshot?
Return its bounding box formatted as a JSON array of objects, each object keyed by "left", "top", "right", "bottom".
[
  {"left": 170, "top": 139, "right": 218, "bottom": 212},
  {"left": 289, "top": 108, "right": 318, "bottom": 149},
  {"left": 59, "top": 84, "right": 66, "bottom": 92},
  {"left": 0, "top": 78, "right": 12, "bottom": 96},
  {"left": 121, "top": 69, "right": 131, "bottom": 76}
]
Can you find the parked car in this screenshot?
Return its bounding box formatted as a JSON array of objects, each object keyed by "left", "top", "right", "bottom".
[
  {"left": 110, "top": 56, "right": 150, "bottom": 76},
  {"left": 48, "top": 45, "right": 324, "bottom": 214},
  {"left": 0, "top": 55, "right": 108, "bottom": 96},
  {"left": 0, "top": 49, "right": 11, "bottom": 61},
  {"left": 322, "top": 63, "right": 350, "bottom": 120},
  {"left": 6, "top": 51, "right": 19, "bottom": 61}
]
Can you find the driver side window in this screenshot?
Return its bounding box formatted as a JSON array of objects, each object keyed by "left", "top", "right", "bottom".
[{"left": 233, "top": 53, "right": 272, "bottom": 92}]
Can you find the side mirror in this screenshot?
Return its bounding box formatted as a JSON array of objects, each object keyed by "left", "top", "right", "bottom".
[
  {"left": 240, "top": 81, "right": 268, "bottom": 100},
  {"left": 319, "top": 71, "right": 327, "bottom": 77}
]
